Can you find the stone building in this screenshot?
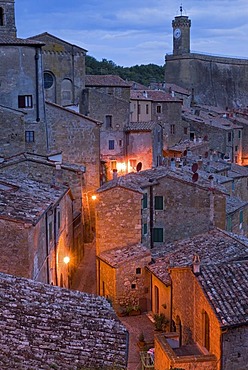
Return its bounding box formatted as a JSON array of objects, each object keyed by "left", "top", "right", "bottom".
[
  {"left": 29, "top": 32, "right": 87, "bottom": 110},
  {"left": 146, "top": 228, "right": 248, "bottom": 370},
  {"left": 0, "top": 272, "right": 128, "bottom": 369},
  {"left": 165, "top": 9, "right": 248, "bottom": 108},
  {"left": 96, "top": 166, "right": 226, "bottom": 254},
  {"left": 130, "top": 89, "right": 189, "bottom": 150},
  {"left": 82, "top": 75, "right": 131, "bottom": 181},
  {"left": 97, "top": 244, "right": 151, "bottom": 312},
  {"left": 0, "top": 0, "right": 47, "bottom": 155},
  {"left": 183, "top": 105, "right": 243, "bottom": 164},
  {"left": 0, "top": 172, "right": 73, "bottom": 287}
]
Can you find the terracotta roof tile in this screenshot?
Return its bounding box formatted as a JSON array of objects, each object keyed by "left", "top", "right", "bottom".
[
  {"left": 0, "top": 36, "right": 44, "bottom": 46},
  {"left": 85, "top": 75, "right": 130, "bottom": 87},
  {"left": 0, "top": 174, "right": 68, "bottom": 225},
  {"left": 198, "top": 261, "right": 248, "bottom": 327},
  {"left": 0, "top": 273, "right": 128, "bottom": 368},
  {"left": 99, "top": 244, "right": 151, "bottom": 267},
  {"left": 130, "top": 90, "right": 181, "bottom": 102}
]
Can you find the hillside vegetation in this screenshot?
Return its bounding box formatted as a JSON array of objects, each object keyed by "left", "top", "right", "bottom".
[{"left": 86, "top": 56, "right": 165, "bottom": 87}]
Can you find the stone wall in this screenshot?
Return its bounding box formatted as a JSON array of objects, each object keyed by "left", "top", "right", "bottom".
[
  {"left": 165, "top": 53, "right": 248, "bottom": 108},
  {"left": 30, "top": 33, "right": 86, "bottom": 108},
  {"left": 0, "top": 44, "right": 47, "bottom": 154},
  {"left": 0, "top": 107, "right": 25, "bottom": 157},
  {"left": 96, "top": 187, "right": 143, "bottom": 255},
  {"left": 151, "top": 274, "right": 171, "bottom": 321},
  {"left": 170, "top": 268, "right": 221, "bottom": 368},
  {"left": 142, "top": 176, "right": 226, "bottom": 247},
  {"left": 126, "top": 131, "right": 154, "bottom": 170},
  {"left": 222, "top": 326, "right": 248, "bottom": 370}
]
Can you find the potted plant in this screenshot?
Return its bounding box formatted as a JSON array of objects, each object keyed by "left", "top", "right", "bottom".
[
  {"left": 153, "top": 313, "right": 169, "bottom": 331},
  {"left": 137, "top": 331, "right": 146, "bottom": 349}
]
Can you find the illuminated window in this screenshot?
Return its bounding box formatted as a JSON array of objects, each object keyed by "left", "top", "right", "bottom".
[
  {"left": 18, "top": 95, "right": 33, "bottom": 108},
  {"left": 110, "top": 160, "right": 117, "bottom": 170},
  {"left": 129, "top": 159, "right": 137, "bottom": 169},
  {"left": 155, "top": 196, "right": 163, "bottom": 210},
  {"left": 109, "top": 140, "right": 114, "bottom": 150},
  {"left": 153, "top": 228, "right": 163, "bottom": 242}
]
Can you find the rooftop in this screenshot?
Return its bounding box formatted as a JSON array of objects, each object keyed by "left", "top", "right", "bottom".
[
  {"left": 97, "top": 165, "right": 227, "bottom": 195},
  {"left": 198, "top": 260, "right": 248, "bottom": 327},
  {"left": 85, "top": 75, "right": 131, "bottom": 87},
  {"left": 125, "top": 121, "right": 158, "bottom": 132},
  {"left": 130, "top": 89, "right": 181, "bottom": 102},
  {"left": 99, "top": 244, "right": 151, "bottom": 267},
  {"left": 0, "top": 173, "right": 69, "bottom": 225},
  {"left": 148, "top": 228, "right": 248, "bottom": 285},
  {"left": 0, "top": 35, "right": 44, "bottom": 46},
  {"left": 0, "top": 272, "right": 128, "bottom": 369}
]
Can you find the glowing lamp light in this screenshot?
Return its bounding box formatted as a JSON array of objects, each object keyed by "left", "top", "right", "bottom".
[
  {"left": 63, "top": 256, "right": 70, "bottom": 264},
  {"left": 91, "top": 195, "right": 97, "bottom": 200},
  {"left": 116, "top": 162, "right": 127, "bottom": 172}
]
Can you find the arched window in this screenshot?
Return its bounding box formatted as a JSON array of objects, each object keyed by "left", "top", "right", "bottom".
[
  {"left": 44, "top": 72, "right": 54, "bottom": 89},
  {"left": 202, "top": 310, "right": 210, "bottom": 351},
  {"left": 61, "top": 78, "right": 73, "bottom": 106},
  {"left": 0, "top": 8, "right": 4, "bottom": 26}
]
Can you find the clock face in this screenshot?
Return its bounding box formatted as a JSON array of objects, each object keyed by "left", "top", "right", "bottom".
[{"left": 174, "top": 28, "right": 181, "bottom": 39}]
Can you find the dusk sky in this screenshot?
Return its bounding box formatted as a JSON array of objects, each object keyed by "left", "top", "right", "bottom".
[{"left": 15, "top": 0, "right": 248, "bottom": 67}]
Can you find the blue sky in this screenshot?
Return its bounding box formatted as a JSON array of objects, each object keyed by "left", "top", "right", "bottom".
[{"left": 15, "top": 0, "right": 248, "bottom": 67}]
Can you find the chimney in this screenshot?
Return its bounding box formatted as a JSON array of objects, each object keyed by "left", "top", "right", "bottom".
[
  {"left": 113, "top": 169, "right": 118, "bottom": 180},
  {"left": 192, "top": 254, "right": 201, "bottom": 275}
]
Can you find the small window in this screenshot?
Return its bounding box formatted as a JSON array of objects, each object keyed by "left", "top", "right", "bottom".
[
  {"left": 239, "top": 210, "right": 243, "bottom": 224},
  {"left": 105, "top": 115, "right": 112, "bottom": 128},
  {"left": 155, "top": 196, "right": 163, "bottom": 210},
  {"left": 228, "top": 132, "right": 232, "bottom": 142},
  {"left": 44, "top": 72, "right": 54, "bottom": 89},
  {"left": 227, "top": 216, "right": 232, "bottom": 232},
  {"left": 153, "top": 228, "right": 163, "bottom": 242},
  {"left": 119, "top": 140, "right": 123, "bottom": 147},
  {"left": 184, "top": 127, "right": 188, "bottom": 135},
  {"left": 57, "top": 208, "right": 61, "bottom": 230},
  {"left": 238, "top": 130, "right": 241, "bottom": 139},
  {"left": 49, "top": 221, "right": 53, "bottom": 241},
  {"left": 142, "top": 193, "right": 148, "bottom": 209},
  {"left": 129, "top": 159, "right": 137, "bottom": 169},
  {"left": 170, "top": 124, "right": 175, "bottom": 134},
  {"left": 143, "top": 223, "right": 148, "bottom": 235},
  {"left": 18, "top": 95, "right": 33, "bottom": 108},
  {"left": 156, "top": 105, "right": 161, "bottom": 114},
  {"left": 202, "top": 310, "right": 210, "bottom": 351},
  {"left": 131, "top": 283, "right": 136, "bottom": 289},
  {"left": 235, "top": 156, "right": 238, "bottom": 163},
  {"left": 0, "top": 8, "right": 3, "bottom": 26},
  {"left": 25, "top": 131, "right": 34, "bottom": 143},
  {"left": 146, "top": 104, "right": 149, "bottom": 114},
  {"left": 235, "top": 145, "right": 238, "bottom": 152},
  {"left": 138, "top": 104, "right": 141, "bottom": 114},
  {"left": 110, "top": 160, "right": 117, "bottom": 170},
  {"left": 136, "top": 268, "right": 141, "bottom": 274},
  {"left": 109, "top": 140, "right": 114, "bottom": 150}
]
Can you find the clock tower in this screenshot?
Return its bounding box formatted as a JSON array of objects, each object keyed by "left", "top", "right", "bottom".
[
  {"left": 0, "top": 0, "right": 16, "bottom": 37},
  {"left": 172, "top": 6, "right": 191, "bottom": 55}
]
